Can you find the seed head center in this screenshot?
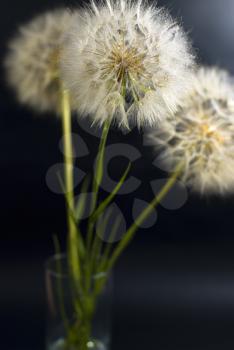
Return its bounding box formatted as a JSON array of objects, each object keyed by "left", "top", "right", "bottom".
[
  {"left": 199, "top": 123, "right": 224, "bottom": 145},
  {"left": 48, "top": 48, "right": 61, "bottom": 79},
  {"left": 106, "top": 43, "right": 145, "bottom": 83}
]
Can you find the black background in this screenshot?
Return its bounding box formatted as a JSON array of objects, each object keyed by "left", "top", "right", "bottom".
[{"left": 1, "top": 1, "right": 234, "bottom": 349}]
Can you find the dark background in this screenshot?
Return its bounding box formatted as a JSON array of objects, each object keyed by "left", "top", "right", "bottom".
[{"left": 1, "top": 0, "right": 234, "bottom": 349}]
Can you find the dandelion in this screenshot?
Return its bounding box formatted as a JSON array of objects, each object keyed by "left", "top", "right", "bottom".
[
  {"left": 5, "top": 9, "right": 74, "bottom": 113},
  {"left": 61, "top": 0, "right": 194, "bottom": 129},
  {"left": 147, "top": 67, "right": 234, "bottom": 194}
]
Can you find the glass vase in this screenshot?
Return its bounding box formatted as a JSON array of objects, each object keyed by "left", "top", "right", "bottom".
[{"left": 45, "top": 254, "right": 112, "bottom": 350}]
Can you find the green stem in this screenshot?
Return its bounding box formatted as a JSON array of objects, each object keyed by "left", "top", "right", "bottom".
[
  {"left": 85, "top": 120, "right": 111, "bottom": 289},
  {"left": 66, "top": 316, "right": 92, "bottom": 350},
  {"left": 108, "top": 162, "right": 184, "bottom": 270},
  {"left": 98, "top": 216, "right": 122, "bottom": 272},
  {"left": 61, "top": 88, "right": 81, "bottom": 281}
]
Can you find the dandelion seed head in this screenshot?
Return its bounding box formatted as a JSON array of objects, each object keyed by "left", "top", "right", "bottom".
[
  {"left": 61, "top": 0, "right": 194, "bottom": 129},
  {"left": 147, "top": 67, "right": 234, "bottom": 194},
  {"left": 5, "top": 9, "right": 74, "bottom": 113}
]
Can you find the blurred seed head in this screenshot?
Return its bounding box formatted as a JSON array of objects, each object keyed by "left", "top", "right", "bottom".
[
  {"left": 147, "top": 67, "right": 234, "bottom": 194},
  {"left": 5, "top": 9, "right": 74, "bottom": 114}
]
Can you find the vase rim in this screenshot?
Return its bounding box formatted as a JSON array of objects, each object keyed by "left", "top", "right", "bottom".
[
  {"left": 45, "top": 253, "right": 68, "bottom": 278},
  {"left": 45, "top": 253, "right": 109, "bottom": 280}
]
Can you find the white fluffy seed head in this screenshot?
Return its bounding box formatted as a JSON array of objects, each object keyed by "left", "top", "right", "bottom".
[
  {"left": 61, "top": 0, "right": 194, "bottom": 129},
  {"left": 5, "top": 9, "right": 74, "bottom": 114},
  {"left": 147, "top": 67, "right": 234, "bottom": 195}
]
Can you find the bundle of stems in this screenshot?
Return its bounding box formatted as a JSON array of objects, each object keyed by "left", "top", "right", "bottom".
[{"left": 59, "top": 88, "right": 182, "bottom": 349}]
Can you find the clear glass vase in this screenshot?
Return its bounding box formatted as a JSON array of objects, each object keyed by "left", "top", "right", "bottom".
[{"left": 45, "top": 254, "right": 112, "bottom": 350}]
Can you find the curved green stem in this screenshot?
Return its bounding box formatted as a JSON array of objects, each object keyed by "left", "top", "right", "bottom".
[
  {"left": 86, "top": 120, "right": 111, "bottom": 251},
  {"left": 108, "top": 162, "right": 184, "bottom": 270},
  {"left": 61, "top": 88, "right": 81, "bottom": 281}
]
